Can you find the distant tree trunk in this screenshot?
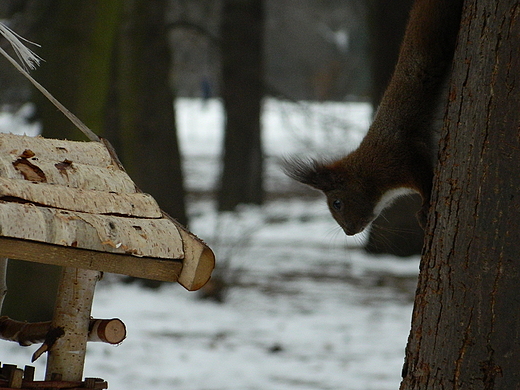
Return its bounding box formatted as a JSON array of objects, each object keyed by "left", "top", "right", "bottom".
[
  {"left": 31, "top": 0, "right": 123, "bottom": 139},
  {"left": 28, "top": 0, "right": 186, "bottom": 226},
  {"left": 109, "top": 0, "right": 187, "bottom": 227},
  {"left": 217, "top": 0, "right": 264, "bottom": 211},
  {"left": 364, "top": 0, "right": 423, "bottom": 257},
  {"left": 365, "top": 195, "right": 424, "bottom": 257},
  {"left": 400, "top": 0, "right": 520, "bottom": 387}
]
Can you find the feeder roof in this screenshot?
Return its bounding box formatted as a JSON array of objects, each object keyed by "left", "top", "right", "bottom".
[{"left": 0, "top": 133, "right": 214, "bottom": 291}]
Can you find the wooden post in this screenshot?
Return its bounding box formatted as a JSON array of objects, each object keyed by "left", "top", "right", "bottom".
[
  {"left": 0, "top": 258, "right": 7, "bottom": 311},
  {"left": 45, "top": 267, "right": 101, "bottom": 381}
]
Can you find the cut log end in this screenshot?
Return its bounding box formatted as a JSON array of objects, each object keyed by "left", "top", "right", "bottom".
[
  {"left": 178, "top": 246, "right": 215, "bottom": 291},
  {"left": 89, "top": 318, "right": 126, "bottom": 344}
]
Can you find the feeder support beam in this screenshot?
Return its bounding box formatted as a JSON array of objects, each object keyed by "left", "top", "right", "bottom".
[{"left": 45, "top": 267, "right": 101, "bottom": 381}]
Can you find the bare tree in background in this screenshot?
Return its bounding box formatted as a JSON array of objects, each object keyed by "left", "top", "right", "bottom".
[
  {"left": 107, "top": 0, "right": 187, "bottom": 227},
  {"left": 217, "top": 0, "right": 264, "bottom": 211}
]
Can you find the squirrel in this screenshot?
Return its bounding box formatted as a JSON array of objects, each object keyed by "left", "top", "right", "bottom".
[{"left": 284, "top": 0, "right": 463, "bottom": 236}]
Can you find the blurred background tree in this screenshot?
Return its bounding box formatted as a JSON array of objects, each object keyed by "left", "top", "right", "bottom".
[{"left": 217, "top": 0, "right": 264, "bottom": 211}]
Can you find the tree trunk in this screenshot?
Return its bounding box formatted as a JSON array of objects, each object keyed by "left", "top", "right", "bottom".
[
  {"left": 365, "top": 195, "right": 424, "bottom": 257},
  {"left": 217, "top": 0, "right": 264, "bottom": 211},
  {"left": 0, "top": 258, "right": 7, "bottom": 311},
  {"left": 1, "top": 260, "right": 60, "bottom": 322},
  {"left": 400, "top": 0, "right": 520, "bottom": 388},
  {"left": 109, "top": 0, "right": 187, "bottom": 228},
  {"left": 31, "top": 0, "right": 123, "bottom": 140}
]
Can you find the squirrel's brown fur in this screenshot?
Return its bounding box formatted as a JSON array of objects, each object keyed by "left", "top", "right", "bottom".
[{"left": 285, "top": 0, "right": 463, "bottom": 235}]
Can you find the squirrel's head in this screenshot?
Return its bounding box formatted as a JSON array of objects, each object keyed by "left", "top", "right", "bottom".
[{"left": 283, "top": 157, "right": 380, "bottom": 235}]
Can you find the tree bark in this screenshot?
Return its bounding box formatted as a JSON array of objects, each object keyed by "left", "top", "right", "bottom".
[
  {"left": 110, "top": 0, "right": 187, "bottom": 227},
  {"left": 217, "top": 0, "right": 264, "bottom": 211},
  {"left": 401, "top": 0, "right": 520, "bottom": 388}
]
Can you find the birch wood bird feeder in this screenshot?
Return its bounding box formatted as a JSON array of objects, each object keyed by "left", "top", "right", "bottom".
[
  {"left": 0, "top": 23, "right": 215, "bottom": 388},
  {"left": 0, "top": 132, "right": 215, "bottom": 388}
]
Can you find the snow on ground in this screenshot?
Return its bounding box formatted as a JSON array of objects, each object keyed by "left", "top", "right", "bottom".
[{"left": 0, "top": 99, "right": 418, "bottom": 390}]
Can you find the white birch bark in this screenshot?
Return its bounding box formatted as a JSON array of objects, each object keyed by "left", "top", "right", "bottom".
[{"left": 45, "top": 267, "right": 101, "bottom": 381}]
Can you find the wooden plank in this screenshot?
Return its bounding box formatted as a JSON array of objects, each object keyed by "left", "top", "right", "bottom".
[
  {"left": 0, "top": 202, "right": 215, "bottom": 290},
  {"left": 0, "top": 156, "right": 137, "bottom": 193},
  {"left": 0, "top": 202, "right": 183, "bottom": 259},
  {"left": 0, "top": 133, "right": 113, "bottom": 167},
  {"left": 0, "top": 178, "right": 161, "bottom": 217},
  {"left": 0, "top": 237, "right": 183, "bottom": 282}
]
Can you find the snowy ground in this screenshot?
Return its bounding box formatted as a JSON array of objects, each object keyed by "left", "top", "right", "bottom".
[{"left": 0, "top": 99, "right": 419, "bottom": 390}]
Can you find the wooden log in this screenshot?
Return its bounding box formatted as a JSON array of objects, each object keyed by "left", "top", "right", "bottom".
[
  {"left": 0, "top": 202, "right": 183, "bottom": 258},
  {"left": 8, "top": 368, "right": 23, "bottom": 388},
  {"left": 0, "top": 237, "right": 183, "bottom": 283},
  {"left": 45, "top": 268, "right": 100, "bottom": 382},
  {"left": 0, "top": 178, "right": 161, "bottom": 217},
  {"left": 87, "top": 319, "right": 126, "bottom": 344},
  {"left": 0, "top": 317, "right": 126, "bottom": 346},
  {"left": 0, "top": 134, "right": 113, "bottom": 167},
  {"left": 0, "top": 156, "right": 138, "bottom": 193},
  {"left": 0, "top": 133, "right": 215, "bottom": 290},
  {"left": 177, "top": 227, "right": 215, "bottom": 291},
  {"left": 0, "top": 378, "right": 108, "bottom": 389},
  {"left": 0, "top": 203, "right": 215, "bottom": 290},
  {"left": 23, "top": 366, "right": 35, "bottom": 382}
]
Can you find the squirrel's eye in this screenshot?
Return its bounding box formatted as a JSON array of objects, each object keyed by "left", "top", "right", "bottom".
[{"left": 332, "top": 199, "right": 342, "bottom": 211}]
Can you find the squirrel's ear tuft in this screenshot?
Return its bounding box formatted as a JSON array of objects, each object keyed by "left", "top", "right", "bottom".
[{"left": 282, "top": 158, "right": 338, "bottom": 192}]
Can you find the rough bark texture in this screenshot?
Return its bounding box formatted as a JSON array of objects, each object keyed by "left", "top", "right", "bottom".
[
  {"left": 0, "top": 317, "right": 126, "bottom": 346},
  {"left": 400, "top": 1, "right": 520, "bottom": 388},
  {"left": 218, "top": 0, "right": 264, "bottom": 211}
]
